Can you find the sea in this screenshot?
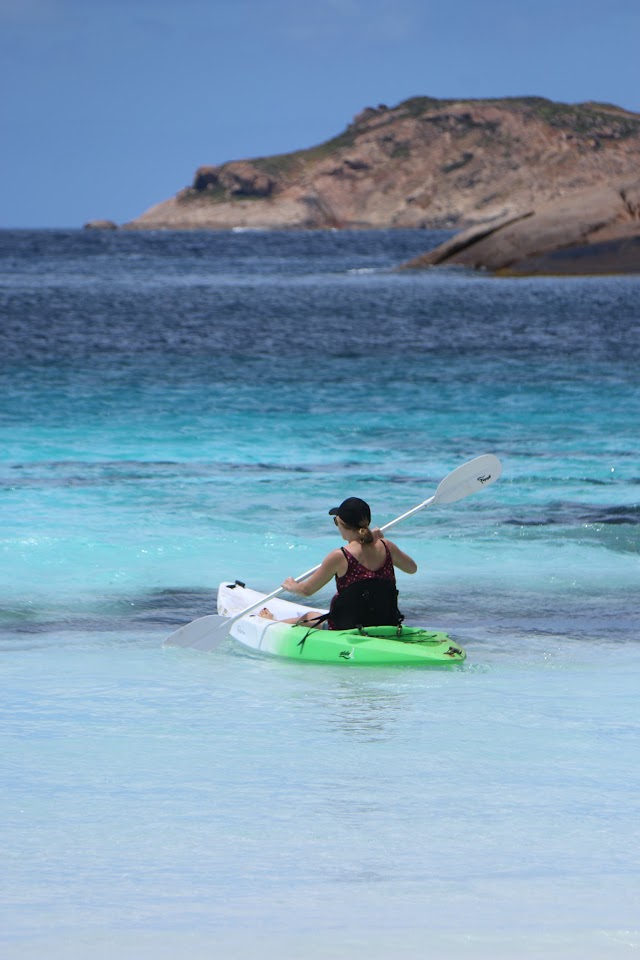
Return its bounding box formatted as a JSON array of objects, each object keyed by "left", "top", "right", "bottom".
[{"left": 1, "top": 228, "right": 639, "bottom": 959}]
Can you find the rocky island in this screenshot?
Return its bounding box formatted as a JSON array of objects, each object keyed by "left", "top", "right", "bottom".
[{"left": 122, "top": 95, "right": 640, "bottom": 273}]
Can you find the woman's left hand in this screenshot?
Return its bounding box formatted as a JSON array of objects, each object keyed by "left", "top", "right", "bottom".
[
  {"left": 371, "top": 527, "right": 385, "bottom": 542},
  {"left": 282, "top": 576, "right": 301, "bottom": 593}
]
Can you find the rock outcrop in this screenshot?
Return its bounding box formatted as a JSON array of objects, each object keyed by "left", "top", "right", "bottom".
[
  {"left": 191, "top": 161, "right": 275, "bottom": 198},
  {"left": 84, "top": 219, "right": 118, "bottom": 230},
  {"left": 125, "top": 96, "right": 640, "bottom": 232},
  {"left": 403, "top": 180, "right": 640, "bottom": 275}
]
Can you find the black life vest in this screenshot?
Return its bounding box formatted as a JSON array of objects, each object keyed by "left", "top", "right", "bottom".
[{"left": 328, "top": 578, "right": 404, "bottom": 630}]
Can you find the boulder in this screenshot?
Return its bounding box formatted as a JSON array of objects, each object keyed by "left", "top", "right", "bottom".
[
  {"left": 218, "top": 162, "right": 274, "bottom": 197},
  {"left": 83, "top": 219, "right": 117, "bottom": 230},
  {"left": 192, "top": 162, "right": 274, "bottom": 197},
  {"left": 403, "top": 179, "right": 640, "bottom": 275},
  {"left": 503, "top": 233, "right": 640, "bottom": 276},
  {"left": 193, "top": 166, "right": 221, "bottom": 191}
]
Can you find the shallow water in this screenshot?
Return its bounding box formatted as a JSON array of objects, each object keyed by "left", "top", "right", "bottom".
[{"left": 1, "top": 229, "right": 639, "bottom": 958}]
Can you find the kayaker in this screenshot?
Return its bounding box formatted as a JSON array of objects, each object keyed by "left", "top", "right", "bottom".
[{"left": 259, "top": 497, "right": 417, "bottom": 629}]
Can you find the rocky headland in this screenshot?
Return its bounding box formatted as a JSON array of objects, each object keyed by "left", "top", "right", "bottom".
[{"left": 121, "top": 95, "right": 640, "bottom": 273}]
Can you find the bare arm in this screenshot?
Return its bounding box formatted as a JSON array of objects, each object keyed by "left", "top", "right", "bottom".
[
  {"left": 282, "top": 549, "right": 345, "bottom": 597},
  {"left": 373, "top": 531, "right": 418, "bottom": 574}
]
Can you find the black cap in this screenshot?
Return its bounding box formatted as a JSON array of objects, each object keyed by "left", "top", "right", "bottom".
[{"left": 328, "top": 497, "right": 371, "bottom": 528}]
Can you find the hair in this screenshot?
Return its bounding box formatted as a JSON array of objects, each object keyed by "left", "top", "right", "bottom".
[
  {"left": 338, "top": 511, "right": 374, "bottom": 544},
  {"left": 358, "top": 525, "right": 374, "bottom": 545}
]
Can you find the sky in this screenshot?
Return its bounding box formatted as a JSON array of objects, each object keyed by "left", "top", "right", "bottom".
[{"left": 2, "top": 0, "right": 640, "bottom": 228}]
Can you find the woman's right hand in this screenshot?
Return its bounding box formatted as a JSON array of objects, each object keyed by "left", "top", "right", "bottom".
[{"left": 282, "top": 576, "right": 301, "bottom": 594}]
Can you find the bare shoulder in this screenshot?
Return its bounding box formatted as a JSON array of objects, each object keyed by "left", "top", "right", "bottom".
[{"left": 322, "top": 547, "right": 347, "bottom": 571}]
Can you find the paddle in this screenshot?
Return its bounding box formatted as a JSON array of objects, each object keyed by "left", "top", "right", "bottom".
[{"left": 163, "top": 454, "right": 502, "bottom": 650}]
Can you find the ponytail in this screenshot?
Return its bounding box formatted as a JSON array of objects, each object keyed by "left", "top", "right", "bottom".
[{"left": 358, "top": 526, "right": 374, "bottom": 545}]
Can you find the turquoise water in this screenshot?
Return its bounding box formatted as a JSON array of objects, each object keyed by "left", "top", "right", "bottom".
[{"left": 1, "top": 230, "right": 639, "bottom": 958}]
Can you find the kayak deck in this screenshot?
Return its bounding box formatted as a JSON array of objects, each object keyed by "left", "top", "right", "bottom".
[{"left": 218, "top": 581, "right": 465, "bottom": 666}]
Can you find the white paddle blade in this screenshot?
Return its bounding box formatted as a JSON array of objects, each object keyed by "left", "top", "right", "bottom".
[
  {"left": 432, "top": 454, "right": 502, "bottom": 504},
  {"left": 163, "top": 614, "right": 230, "bottom": 651}
]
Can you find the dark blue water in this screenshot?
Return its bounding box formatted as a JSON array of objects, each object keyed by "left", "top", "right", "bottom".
[{"left": 2, "top": 229, "right": 638, "bottom": 367}]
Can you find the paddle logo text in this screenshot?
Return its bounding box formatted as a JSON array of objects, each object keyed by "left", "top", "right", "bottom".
[{"left": 477, "top": 474, "right": 492, "bottom": 484}]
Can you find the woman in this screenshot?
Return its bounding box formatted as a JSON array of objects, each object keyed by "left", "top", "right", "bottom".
[{"left": 260, "top": 497, "right": 417, "bottom": 629}]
